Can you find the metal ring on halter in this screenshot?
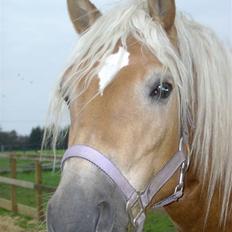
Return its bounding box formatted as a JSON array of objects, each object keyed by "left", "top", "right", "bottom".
[
  {"left": 179, "top": 137, "right": 184, "bottom": 151},
  {"left": 174, "top": 138, "right": 190, "bottom": 195},
  {"left": 179, "top": 137, "right": 190, "bottom": 170},
  {"left": 126, "top": 192, "right": 145, "bottom": 228}
]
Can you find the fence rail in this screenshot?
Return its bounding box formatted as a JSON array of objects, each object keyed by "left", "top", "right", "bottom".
[
  {"left": 0, "top": 154, "right": 57, "bottom": 221},
  {"left": 0, "top": 152, "right": 62, "bottom": 161}
]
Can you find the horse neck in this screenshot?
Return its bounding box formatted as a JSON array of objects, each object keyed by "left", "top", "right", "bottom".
[{"left": 165, "top": 156, "right": 232, "bottom": 232}]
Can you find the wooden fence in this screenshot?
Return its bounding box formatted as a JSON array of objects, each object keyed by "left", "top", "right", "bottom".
[{"left": 0, "top": 153, "right": 61, "bottom": 221}]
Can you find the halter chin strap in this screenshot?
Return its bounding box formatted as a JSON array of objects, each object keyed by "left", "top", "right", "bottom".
[{"left": 61, "top": 140, "right": 189, "bottom": 232}]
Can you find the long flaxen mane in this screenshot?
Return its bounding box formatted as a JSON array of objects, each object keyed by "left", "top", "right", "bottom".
[{"left": 44, "top": 2, "right": 232, "bottom": 225}]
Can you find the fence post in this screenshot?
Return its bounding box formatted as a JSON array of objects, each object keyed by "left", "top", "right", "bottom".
[
  {"left": 35, "top": 160, "right": 44, "bottom": 221},
  {"left": 10, "top": 155, "right": 17, "bottom": 213}
]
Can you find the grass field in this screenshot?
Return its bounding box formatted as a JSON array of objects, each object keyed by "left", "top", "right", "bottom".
[{"left": 0, "top": 153, "right": 176, "bottom": 231}]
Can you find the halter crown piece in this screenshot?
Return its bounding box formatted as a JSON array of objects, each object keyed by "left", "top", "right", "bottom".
[{"left": 61, "top": 139, "right": 189, "bottom": 232}]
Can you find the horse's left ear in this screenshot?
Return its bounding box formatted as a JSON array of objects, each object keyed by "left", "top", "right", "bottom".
[
  {"left": 67, "top": 0, "right": 101, "bottom": 34},
  {"left": 147, "top": 0, "right": 176, "bottom": 31}
]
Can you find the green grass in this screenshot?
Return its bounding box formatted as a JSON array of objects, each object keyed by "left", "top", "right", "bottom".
[
  {"left": 0, "top": 170, "right": 60, "bottom": 207},
  {"left": 7, "top": 149, "right": 64, "bottom": 157},
  {"left": 0, "top": 158, "right": 9, "bottom": 168},
  {"left": 0, "top": 153, "right": 176, "bottom": 231},
  {"left": 0, "top": 208, "right": 46, "bottom": 231},
  {"left": 0, "top": 158, "right": 36, "bottom": 170},
  {"left": 144, "top": 210, "right": 176, "bottom": 232}
]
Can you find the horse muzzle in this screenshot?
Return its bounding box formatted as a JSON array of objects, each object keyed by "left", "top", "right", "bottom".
[{"left": 47, "top": 158, "right": 129, "bottom": 232}]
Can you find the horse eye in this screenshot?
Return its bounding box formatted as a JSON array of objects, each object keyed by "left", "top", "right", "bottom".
[
  {"left": 64, "top": 95, "right": 69, "bottom": 103},
  {"left": 61, "top": 91, "right": 70, "bottom": 105},
  {"left": 150, "top": 82, "right": 173, "bottom": 100}
]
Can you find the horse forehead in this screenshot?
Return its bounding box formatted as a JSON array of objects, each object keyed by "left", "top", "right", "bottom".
[
  {"left": 97, "top": 41, "right": 162, "bottom": 94},
  {"left": 98, "top": 46, "right": 130, "bottom": 95},
  {"left": 127, "top": 38, "right": 162, "bottom": 65}
]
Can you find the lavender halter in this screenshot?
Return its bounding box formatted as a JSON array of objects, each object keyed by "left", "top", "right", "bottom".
[{"left": 61, "top": 139, "right": 189, "bottom": 231}]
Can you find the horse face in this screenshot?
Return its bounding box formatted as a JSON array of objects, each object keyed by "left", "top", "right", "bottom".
[
  {"left": 47, "top": 1, "right": 179, "bottom": 231},
  {"left": 47, "top": 44, "right": 180, "bottom": 231}
]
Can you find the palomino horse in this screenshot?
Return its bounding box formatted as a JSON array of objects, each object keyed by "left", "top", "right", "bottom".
[{"left": 46, "top": 0, "right": 232, "bottom": 231}]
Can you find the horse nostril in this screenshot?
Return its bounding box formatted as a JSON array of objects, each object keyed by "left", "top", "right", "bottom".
[{"left": 95, "top": 201, "right": 114, "bottom": 232}]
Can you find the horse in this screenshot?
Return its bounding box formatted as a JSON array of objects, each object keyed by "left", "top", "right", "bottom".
[{"left": 45, "top": 0, "right": 232, "bottom": 231}]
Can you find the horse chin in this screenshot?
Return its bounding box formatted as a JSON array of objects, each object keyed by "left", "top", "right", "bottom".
[{"left": 46, "top": 160, "right": 129, "bottom": 232}]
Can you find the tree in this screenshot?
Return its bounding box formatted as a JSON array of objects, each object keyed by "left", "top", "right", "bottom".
[
  {"left": 29, "top": 127, "right": 44, "bottom": 150},
  {"left": 0, "top": 126, "right": 69, "bottom": 152},
  {"left": 0, "top": 129, "right": 29, "bottom": 151},
  {"left": 57, "top": 127, "right": 69, "bottom": 149}
]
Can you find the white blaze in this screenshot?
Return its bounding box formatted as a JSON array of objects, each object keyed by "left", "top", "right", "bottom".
[{"left": 98, "top": 47, "right": 129, "bottom": 95}]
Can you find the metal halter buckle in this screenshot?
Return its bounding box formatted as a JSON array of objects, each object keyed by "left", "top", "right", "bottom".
[
  {"left": 174, "top": 157, "right": 189, "bottom": 195},
  {"left": 126, "top": 192, "right": 145, "bottom": 228},
  {"left": 174, "top": 138, "right": 190, "bottom": 195}
]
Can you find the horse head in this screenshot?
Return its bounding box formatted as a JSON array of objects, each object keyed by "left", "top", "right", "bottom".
[{"left": 46, "top": 0, "right": 232, "bottom": 231}]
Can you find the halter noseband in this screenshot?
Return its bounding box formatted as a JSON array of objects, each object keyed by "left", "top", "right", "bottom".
[{"left": 61, "top": 139, "right": 189, "bottom": 231}]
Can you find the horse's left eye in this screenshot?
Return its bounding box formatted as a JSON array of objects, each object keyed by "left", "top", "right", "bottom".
[{"left": 150, "top": 82, "right": 173, "bottom": 100}]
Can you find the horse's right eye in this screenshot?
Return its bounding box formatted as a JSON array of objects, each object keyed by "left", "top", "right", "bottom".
[
  {"left": 150, "top": 82, "right": 173, "bottom": 101},
  {"left": 64, "top": 95, "right": 70, "bottom": 104}
]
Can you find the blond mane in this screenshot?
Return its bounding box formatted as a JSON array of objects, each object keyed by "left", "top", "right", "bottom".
[{"left": 44, "top": 1, "right": 232, "bottom": 224}]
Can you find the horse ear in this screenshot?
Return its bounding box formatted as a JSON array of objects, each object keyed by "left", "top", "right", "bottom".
[
  {"left": 67, "top": 0, "right": 101, "bottom": 34},
  {"left": 147, "top": 0, "right": 176, "bottom": 31}
]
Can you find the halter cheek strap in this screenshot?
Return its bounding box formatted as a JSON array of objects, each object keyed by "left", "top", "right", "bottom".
[{"left": 61, "top": 141, "right": 189, "bottom": 231}]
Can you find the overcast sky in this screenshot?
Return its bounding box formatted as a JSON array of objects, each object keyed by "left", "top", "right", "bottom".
[{"left": 0, "top": 0, "right": 231, "bottom": 135}]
